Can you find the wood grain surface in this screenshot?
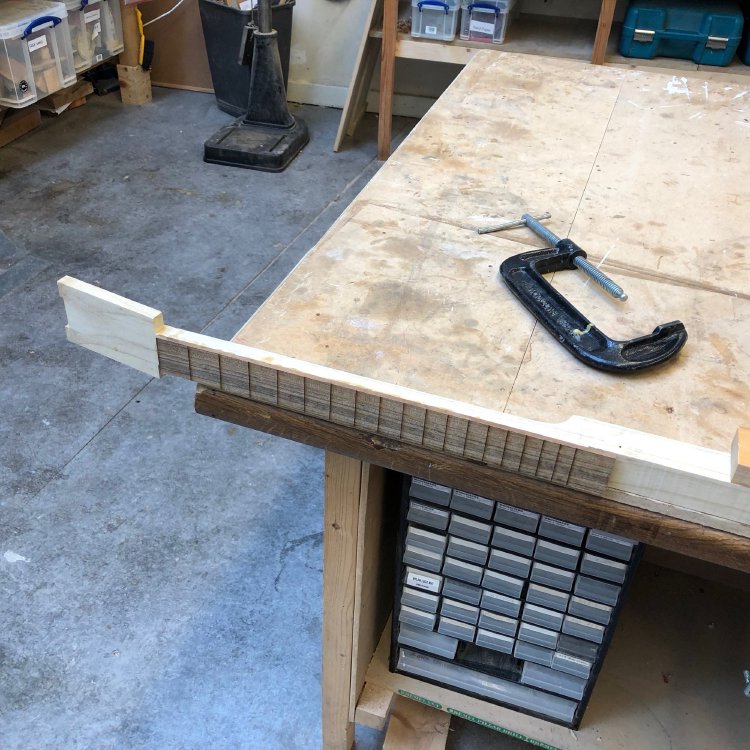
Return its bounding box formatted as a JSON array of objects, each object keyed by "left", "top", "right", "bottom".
[{"left": 237, "top": 53, "right": 749, "bottom": 456}]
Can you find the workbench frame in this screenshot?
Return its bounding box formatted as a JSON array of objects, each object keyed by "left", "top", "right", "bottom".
[{"left": 193, "top": 389, "right": 750, "bottom": 748}]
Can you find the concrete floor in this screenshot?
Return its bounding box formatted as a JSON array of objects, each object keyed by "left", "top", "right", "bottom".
[{"left": 0, "top": 90, "right": 531, "bottom": 749}]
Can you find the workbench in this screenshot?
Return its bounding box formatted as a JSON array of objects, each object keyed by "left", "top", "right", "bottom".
[{"left": 60, "top": 51, "right": 750, "bottom": 749}]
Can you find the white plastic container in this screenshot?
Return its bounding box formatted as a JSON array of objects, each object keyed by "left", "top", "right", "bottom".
[
  {"left": 411, "top": 0, "right": 460, "bottom": 42},
  {"left": 65, "top": 0, "right": 123, "bottom": 73},
  {"left": 0, "top": 0, "right": 76, "bottom": 107},
  {"left": 459, "top": 0, "right": 517, "bottom": 44}
]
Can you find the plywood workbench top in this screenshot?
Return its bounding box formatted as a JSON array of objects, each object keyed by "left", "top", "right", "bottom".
[{"left": 236, "top": 52, "right": 749, "bottom": 454}]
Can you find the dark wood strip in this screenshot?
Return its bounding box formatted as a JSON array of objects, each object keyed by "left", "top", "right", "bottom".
[{"left": 194, "top": 387, "right": 750, "bottom": 574}]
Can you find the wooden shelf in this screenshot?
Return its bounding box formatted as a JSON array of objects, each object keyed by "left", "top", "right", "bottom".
[
  {"left": 370, "top": 15, "right": 750, "bottom": 76},
  {"left": 362, "top": 563, "right": 750, "bottom": 749},
  {"left": 342, "top": 0, "right": 750, "bottom": 155}
]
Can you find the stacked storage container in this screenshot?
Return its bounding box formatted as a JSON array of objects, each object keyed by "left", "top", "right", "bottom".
[
  {"left": 65, "top": 0, "right": 123, "bottom": 73},
  {"left": 0, "top": 0, "right": 76, "bottom": 107},
  {"left": 411, "top": 0, "right": 461, "bottom": 42},
  {"left": 459, "top": 0, "right": 517, "bottom": 44}
]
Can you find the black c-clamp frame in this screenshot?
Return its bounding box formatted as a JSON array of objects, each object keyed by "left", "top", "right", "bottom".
[{"left": 495, "top": 215, "right": 687, "bottom": 373}]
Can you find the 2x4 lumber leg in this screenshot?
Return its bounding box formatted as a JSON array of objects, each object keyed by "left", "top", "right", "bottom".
[
  {"left": 377, "top": 0, "right": 398, "bottom": 160},
  {"left": 591, "top": 0, "right": 617, "bottom": 64},
  {"left": 323, "top": 452, "right": 364, "bottom": 750}
]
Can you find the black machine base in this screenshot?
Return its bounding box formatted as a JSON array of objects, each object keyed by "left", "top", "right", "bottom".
[{"left": 203, "top": 116, "right": 308, "bottom": 172}]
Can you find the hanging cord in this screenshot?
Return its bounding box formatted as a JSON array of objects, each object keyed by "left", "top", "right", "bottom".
[{"left": 142, "top": 0, "right": 188, "bottom": 28}]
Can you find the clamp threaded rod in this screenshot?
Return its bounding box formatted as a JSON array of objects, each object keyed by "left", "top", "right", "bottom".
[{"left": 521, "top": 213, "right": 628, "bottom": 302}]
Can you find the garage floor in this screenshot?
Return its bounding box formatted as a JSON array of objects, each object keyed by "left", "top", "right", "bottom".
[{"left": 0, "top": 90, "right": 533, "bottom": 749}]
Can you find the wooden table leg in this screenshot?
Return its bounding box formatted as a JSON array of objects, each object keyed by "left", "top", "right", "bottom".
[
  {"left": 322, "top": 452, "right": 364, "bottom": 750},
  {"left": 377, "top": 0, "right": 398, "bottom": 160},
  {"left": 592, "top": 0, "right": 617, "bottom": 65},
  {"left": 322, "top": 456, "right": 395, "bottom": 749}
]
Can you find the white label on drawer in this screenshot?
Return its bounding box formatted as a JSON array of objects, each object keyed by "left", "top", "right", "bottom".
[
  {"left": 84, "top": 9, "right": 101, "bottom": 22},
  {"left": 424, "top": 25, "right": 438, "bottom": 35},
  {"left": 407, "top": 571, "right": 440, "bottom": 593},
  {"left": 27, "top": 36, "right": 48, "bottom": 53},
  {"left": 469, "top": 19, "right": 495, "bottom": 35}
]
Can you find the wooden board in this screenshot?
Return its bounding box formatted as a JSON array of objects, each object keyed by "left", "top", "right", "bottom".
[
  {"left": 58, "top": 54, "right": 750, "bottom": 535},
  {"left": 322, "top": 452, "right": 363, "bottom": 750},
  {"left": 231, "top": 53, "right": 750, "bottom": 522},
  {"left": 140, "top": 0, "right": 213, "bottom": 92},
  {"left": 59, "top": 276, "right": 750, "bottom": 535},
  {"left": 349, "top": 465, "right": 395, "bottom": 723},
  {"left": 383, "top": 695, "right": 450, "bottom": 749},
  {"left": 354, "top": 682, "right": 394, "bottom": 730},
  {"left": 117, "top": 65, "right": 153, "bottom": 106},
  {"left": 192, "top": 392, "right": 750, "bottom": 572},
  {"left": 364, "top": 563, "right": 750, "bottom": 750},
  {"left": 58, "top": 276, "right": 163, "bottom": 376},
  {"left": 0, "top": 106, "right": 41, "bottom": 148},
  {"left": 334, "top": 0, "right": 382, "bottom": 151},
  {"left": 37, "top": 80, "right": 94, "bottom": 113}
]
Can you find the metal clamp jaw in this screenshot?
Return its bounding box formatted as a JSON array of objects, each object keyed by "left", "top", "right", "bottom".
[{"left": 500, "top": 241, "right": 688, "bottom": 373}]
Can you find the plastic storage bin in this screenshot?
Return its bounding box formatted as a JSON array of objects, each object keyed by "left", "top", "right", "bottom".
[
  {"left": 0, "top": 0, "right": 76, "bottom": 108},
  {"left": 65, "top": 0, "right": 123, "bottom": 73},
  {"left": 459, "top": 0, "right": 516, "bottom": 44},
  {"left": 619, "top": 0, "right": 744, "bottom": 66},
  {"left": 199, "top": 0, "right": 295, "bottom": 117},
  {"left": 411, "top": 0, "right": 460, "bottom": 42}
]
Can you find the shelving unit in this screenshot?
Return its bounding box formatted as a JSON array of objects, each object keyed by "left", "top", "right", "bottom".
[{"left": 334, "top": 0, "right": 750, "bottom": 157}]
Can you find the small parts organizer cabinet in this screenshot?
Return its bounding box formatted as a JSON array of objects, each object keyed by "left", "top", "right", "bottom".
[
  {"left": 392, "top": 477, "right": 641, "bottom": 728},
  {"left": 0, "top": 0, "right": 75, "bottom": 108},
  {"left": 65, "top": 0, "right": 123, "bottom": 73}
]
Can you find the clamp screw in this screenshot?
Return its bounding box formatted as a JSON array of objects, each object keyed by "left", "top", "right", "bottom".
[{"left": 572, "top": 256, "right": 628, "bottom": 301}]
